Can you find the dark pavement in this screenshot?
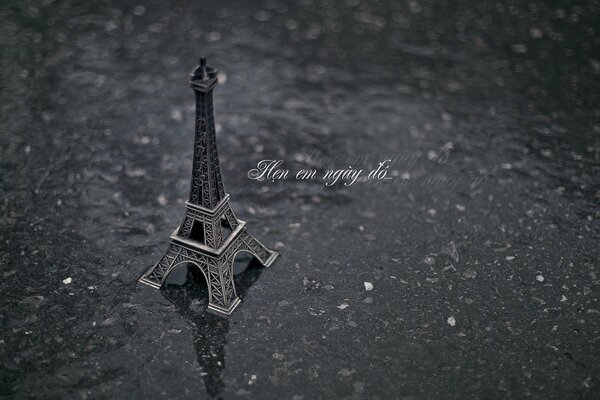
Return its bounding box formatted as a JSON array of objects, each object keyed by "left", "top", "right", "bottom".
[{"left": 1, "top": 0, "right": 599, "bottom": 399}]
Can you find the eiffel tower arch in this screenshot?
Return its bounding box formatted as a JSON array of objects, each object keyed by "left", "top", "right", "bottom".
[{"left": 139, "top": 57, "right": 278, "bottom": 315}]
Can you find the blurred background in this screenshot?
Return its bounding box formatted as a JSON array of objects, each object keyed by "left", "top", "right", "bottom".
[{"left": 1, "top": 0, "right": 599, "bottom": 399}]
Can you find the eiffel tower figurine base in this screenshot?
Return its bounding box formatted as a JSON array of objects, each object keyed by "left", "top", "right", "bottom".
[{"left": 139, "top": 219, "right": 278, "bottom": 316}]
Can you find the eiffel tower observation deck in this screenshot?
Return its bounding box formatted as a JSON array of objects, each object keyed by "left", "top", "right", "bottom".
[{"left": 138, "top": 57, "right": 278, "bottom": 316}]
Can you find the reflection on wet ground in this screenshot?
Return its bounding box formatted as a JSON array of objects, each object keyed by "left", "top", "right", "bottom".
[{"left": 162, "top": 255, "right": 263, "bottom": 400}]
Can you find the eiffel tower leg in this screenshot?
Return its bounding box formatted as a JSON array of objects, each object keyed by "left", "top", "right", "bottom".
[
  {"left": 139, "top": 244, "right": 180, "bottom": 288},
  {"left": 236, "top": 230, "right": 279, "bottom": 268},
  {"left": 207, "top": 258, "right": 241, "bottom": 316}
]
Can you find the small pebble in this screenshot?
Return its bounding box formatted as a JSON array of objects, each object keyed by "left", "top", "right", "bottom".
[
  {"left": 462, "top": 268, "right": 477, "bottom": 279},
  {"left": 133, "top": 5, "right": 146, "bottom": 16},
  {"left": 170, "top": 109, "right": 183, "bottom": 122},
  {"left": 423, "top": 256, "right": 435, "bottom": 265},
  {"left": 364, "top": 282, "right": 373, "bottom": 291},
  {"left": 447, "top": 316, "right": 456, "bottom": 326},
  {"left": 62, "top": 277, "right": 72, "bottom": 285},
  {"left": 536, "top": 274, "right": 545, "bottom": 282},
  {"left": 530, "top": 27, "right": 543, "bottom": 38}
]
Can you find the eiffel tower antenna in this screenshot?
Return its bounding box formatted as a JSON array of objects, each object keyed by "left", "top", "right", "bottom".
[{"left": 138, "top": 57, "right": 278, "bottom": 316}]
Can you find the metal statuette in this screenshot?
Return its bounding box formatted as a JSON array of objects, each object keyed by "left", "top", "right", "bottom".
[{"left": 138, "top": 57, "right": 278, "bottom": 316}]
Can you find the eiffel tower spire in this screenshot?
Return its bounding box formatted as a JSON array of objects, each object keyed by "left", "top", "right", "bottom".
[
  {"left": 138, "top": 57, "right": 278, "bottom": 316},
  {"left": 189, "top": 57, "right": 225, "bottom": 209}
]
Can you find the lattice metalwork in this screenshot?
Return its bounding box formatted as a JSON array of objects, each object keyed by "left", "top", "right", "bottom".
[{"left": 138, "top": 57, "right": 278, "bottom": 316}]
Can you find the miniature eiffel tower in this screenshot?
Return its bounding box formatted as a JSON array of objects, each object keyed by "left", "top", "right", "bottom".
[{"left": 139, "top": 57, "right": 278, "bottom": 316}]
